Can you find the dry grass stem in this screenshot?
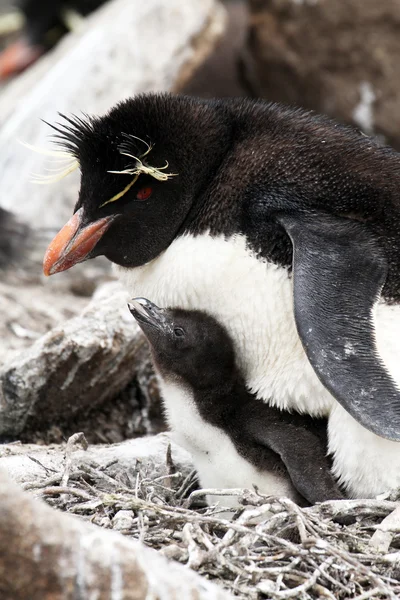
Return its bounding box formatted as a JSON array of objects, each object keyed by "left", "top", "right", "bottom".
[{"left": 22, "top": 434, "right": 400, "bottom": 599}]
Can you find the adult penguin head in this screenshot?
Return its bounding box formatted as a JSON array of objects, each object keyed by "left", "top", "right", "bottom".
[
  {"left": 43, "top": 94, "right": 232, "bottom": 274},
  {"left": 43, "top": 93, "right": 400, "bottom": 441}
]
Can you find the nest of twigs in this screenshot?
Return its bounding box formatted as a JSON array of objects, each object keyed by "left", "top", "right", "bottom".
[{"left": 23, "top": 433, "right": 400, "bottom": 600}]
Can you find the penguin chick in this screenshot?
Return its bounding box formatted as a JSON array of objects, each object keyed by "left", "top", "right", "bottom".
[{"left": 128, "top": 297, "right": 344, "bottom": 507}]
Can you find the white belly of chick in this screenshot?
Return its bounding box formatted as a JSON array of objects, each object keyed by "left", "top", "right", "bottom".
[{"left": 159, "top": 380, "right": 296, "bottom": 507}]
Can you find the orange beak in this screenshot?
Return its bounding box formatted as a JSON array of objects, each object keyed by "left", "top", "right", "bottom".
[
  {"left": 43, "top": 208, "right": 114, "bottom": 276},
  {"left": 0, "top": 39, "right": 43, "bottom": 80}
]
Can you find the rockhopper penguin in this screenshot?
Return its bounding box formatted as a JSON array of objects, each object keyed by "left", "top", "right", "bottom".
[
  {"left": 42, "top": 94, "right": 400, "bottom": 499},
  {"left": 127, "top": 297, "right": 344, "bottom": 507}
]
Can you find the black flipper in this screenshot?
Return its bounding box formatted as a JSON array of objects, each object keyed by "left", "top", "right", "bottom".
[
  {"left": 245, "top": 410, "right": 343, "bottom": 503},
  {"left": 278, "top": 212, "right": 400, "bottom": 441}
]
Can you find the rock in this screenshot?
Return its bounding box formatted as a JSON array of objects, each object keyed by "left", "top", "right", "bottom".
[
  {"left": 0, "top": 278, "right": 89, "bottom": 363},
  {"left": 112, "top": 510, "right": 135, "bottom": 531},
  {"left": 0, "top": 0, "right": 226, "bottom": 228},
  {"left": 243, "top": 0, "right": 400, "bottom": 148},
  {"left": 181, "top": 0, "right": 247, "bottom": 99},
  {"left": 0, "top": 432, "right": 194, "bottom": 490},
  {"left": 0, "top": 281, "right": 158, "bottom": 439},
  {"left": 0, "top": 246, "right": 115, "bottom": 396},
  {"left": 0, "top": 467, "right": 232, "bottom": 600}
]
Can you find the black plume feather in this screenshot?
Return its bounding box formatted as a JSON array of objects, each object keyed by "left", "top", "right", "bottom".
[{"left": 43, "top": 113, "right": 95, "bottom": 159}]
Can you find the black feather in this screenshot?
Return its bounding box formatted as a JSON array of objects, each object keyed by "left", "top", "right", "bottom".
[{"left": 43, "top": 113, "right": 95, "bottom": 160}]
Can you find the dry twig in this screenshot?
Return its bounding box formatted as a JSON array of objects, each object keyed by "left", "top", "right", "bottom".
[{"left": 21, "top": 440, "right": 400, "bottom": 599}]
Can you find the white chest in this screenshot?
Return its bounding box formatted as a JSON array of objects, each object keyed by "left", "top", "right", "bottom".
[
  {"left": 116, "top": 232, "right": 400, "bottom": 498},
  {"left": 159, "top": 379, "right": 296, "bottom": 506},
  {"left": 329, "top": 403, "right": 400, "bottom": 498},
  {"left": 116, "top": 232, "right": 334, "bottom": 415}
]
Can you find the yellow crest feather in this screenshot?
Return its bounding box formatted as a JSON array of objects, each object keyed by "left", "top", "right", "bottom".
[
  {"left": 99, "top": 174, "right": 139, "bottom": 208},
  {"left": 20, "top": 140, "right": 79, "bottom": 185}
]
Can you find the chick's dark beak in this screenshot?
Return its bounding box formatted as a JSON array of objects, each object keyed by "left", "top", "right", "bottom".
[
  {"left": 43, "top": 207, "right": 114, "bottom": 276},
  {"left": 127, "top": 298, "right": 168, "bottom": 332}
]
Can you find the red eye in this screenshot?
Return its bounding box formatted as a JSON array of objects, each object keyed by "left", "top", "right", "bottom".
[{"left": 136, "top": 186, "right": 153, "bottom": 200}]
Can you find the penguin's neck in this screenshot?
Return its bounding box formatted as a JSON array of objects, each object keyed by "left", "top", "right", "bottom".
[
  {"left": 153, "top": 346, "right": 248, "bottom": 421},
  {"left": 183, "top": 375, "right": 249, "bottom": 429}
]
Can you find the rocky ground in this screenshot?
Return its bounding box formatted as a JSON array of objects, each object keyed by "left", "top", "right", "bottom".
[{"left": 2, "top": 432, "right": 400, "bottom": 599}]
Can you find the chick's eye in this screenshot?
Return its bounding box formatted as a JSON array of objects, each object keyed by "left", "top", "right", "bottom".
[
  {"left": 174, "top": 327, "right": 185, "bottom": 337},
  {"left": 136, "top": 186, "right": 153, "bottom": 201}
]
